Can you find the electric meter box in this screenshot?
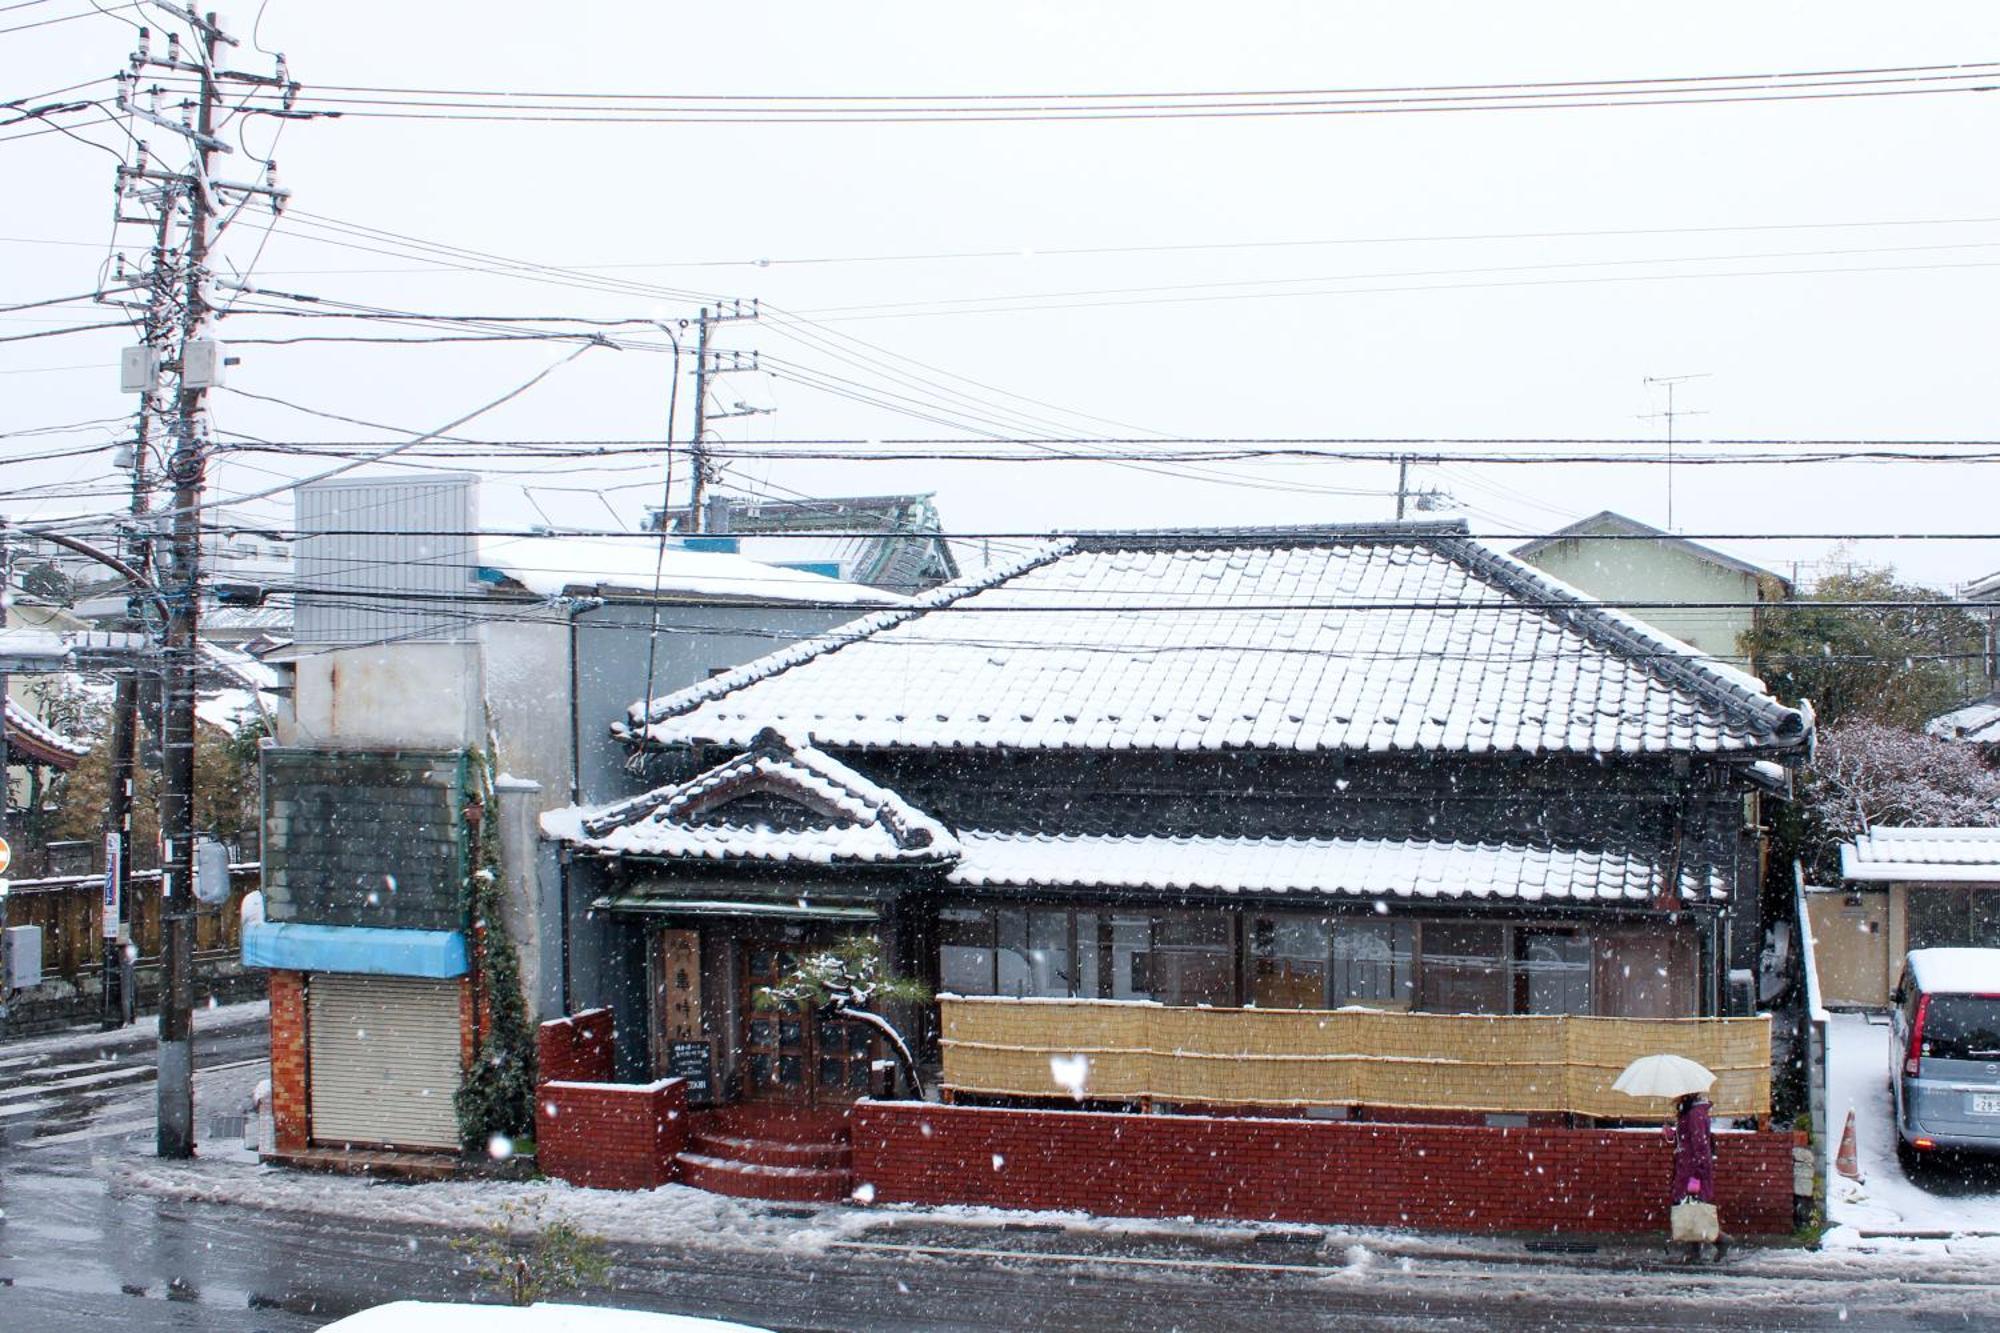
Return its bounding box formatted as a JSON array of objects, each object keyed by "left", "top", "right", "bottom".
[
  {"left": 182, "top": 338, "right": 227, "bottom": 389},
  {"left": 194, "top": 837, "right": 231, "bottom": 905},
  {"left": 2, "top": 925, "right": 43, "bottom": 991},
  {"left": 119, "top": 345, "right": 160, "bottom": 393}
]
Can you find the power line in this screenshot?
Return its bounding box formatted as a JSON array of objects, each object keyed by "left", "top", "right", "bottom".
[{"left": 148, "top": 60, "right": 2000, "bottom": 123}]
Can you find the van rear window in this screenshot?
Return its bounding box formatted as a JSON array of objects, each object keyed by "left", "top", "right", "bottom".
[{"left": 1923, "top": 996, "right": 2000, "bottom": 1061}]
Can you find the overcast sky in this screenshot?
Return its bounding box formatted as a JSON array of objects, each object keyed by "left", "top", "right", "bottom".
[{"left": 7, "top": 1, "right": 1999, "bottom": 587}]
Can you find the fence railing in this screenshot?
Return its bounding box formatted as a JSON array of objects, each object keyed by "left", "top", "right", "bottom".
[
  {"left": 1, "top": 863, "right": 261, "bottom": 982},
  {"left": 940, "top": 997, "right": 1771, "bottom": 1118}
]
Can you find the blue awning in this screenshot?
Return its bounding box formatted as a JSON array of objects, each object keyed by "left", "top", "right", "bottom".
[{"left": 242, "top": 921, "right": 469, "bottom": 978}]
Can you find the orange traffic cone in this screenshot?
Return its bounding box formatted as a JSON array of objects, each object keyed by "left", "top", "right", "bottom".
[{"left": 1835, "top": 1108, "right": 1860, "bottom": 1180}]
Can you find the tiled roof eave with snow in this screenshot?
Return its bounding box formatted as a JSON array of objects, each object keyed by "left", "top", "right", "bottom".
[
  {"left": 1841, "top": 826, "right": 2000, "bottom": 882},
  {"left": 543, "top": 727, "right": 961, "bottom": 868},
  {"left": 4, "top": 697, "right": 93, "bottom": 768},
  {"left": 616, "top": 524, "right": 1810, "bottom": 762},
  {"left": 946, "top": 831, "right": 1728, "bottom": 903},
  {"left": 570, "top": 822, "right": 958, "bottom": 868}
]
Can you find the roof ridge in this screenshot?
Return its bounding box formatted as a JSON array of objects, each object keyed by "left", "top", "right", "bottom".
[
  {"left": 1069, "top": 520, "right": 1467, "bottom": 548},
  {"left": 617, "top": 538, "right": 1076, "bottom": 742},
  {"left": 1435, "top": 534, "right": 1807, "bottom": 748}
]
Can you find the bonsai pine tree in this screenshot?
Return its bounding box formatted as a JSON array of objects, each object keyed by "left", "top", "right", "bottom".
[{"left": 757, "top": 936, "right": 930, "bottom": 1099}]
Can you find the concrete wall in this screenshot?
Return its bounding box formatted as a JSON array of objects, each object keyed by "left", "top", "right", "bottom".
[
  {"left": 568, "top": 600, "right": 864, "bottom": 806},
  {"left": 1521, "top": 536, "right": 1768, "bottom": 664}
]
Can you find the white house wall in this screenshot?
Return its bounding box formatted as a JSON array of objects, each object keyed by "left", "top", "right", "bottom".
[{"left": 1522, "top": 538, "right": 1764, "bottom": 664}]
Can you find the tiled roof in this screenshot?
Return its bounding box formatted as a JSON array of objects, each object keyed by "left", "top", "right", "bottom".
[
  {"left": 620, "top": 523, "right": 1808, "bottom": 758},
  {"left": 1926, "top": 693, "right": 2000, "bottom": 744},
  {"left": 1842, "top": 826, "right": 2000, "bottom": 882},
  {"left": 4, "top": 697, "right": 93, "bottom": 769},
  {"left": 543, "top": 728, "right": 959, "bottom": 867},
  {"left": 947, "top": 831, "right": 1725, "bottom": 902}
]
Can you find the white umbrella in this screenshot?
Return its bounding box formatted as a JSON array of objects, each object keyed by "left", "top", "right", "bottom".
[{"left": 1612, "top": 1053, "right": 1716, "bottom": 1100}]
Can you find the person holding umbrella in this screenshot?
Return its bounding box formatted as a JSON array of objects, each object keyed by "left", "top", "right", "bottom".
[
  {"left": 1666, "top": 1089, "right": 1722, "bottom": 1261},
  {"left": 1613, "top": 1053, "right": 1724, "bottom": 1261}
]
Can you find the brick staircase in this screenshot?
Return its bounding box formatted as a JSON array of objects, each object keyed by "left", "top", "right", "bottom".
[{"left": 675, "top": 1105, "right": 855, "bottom": 1203}]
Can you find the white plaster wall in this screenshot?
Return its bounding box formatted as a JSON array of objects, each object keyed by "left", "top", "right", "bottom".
[{"left": 284, "top": 642, "right": 484, "bottom": 750}]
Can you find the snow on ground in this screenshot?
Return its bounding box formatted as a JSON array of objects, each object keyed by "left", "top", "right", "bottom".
[
  {"left": 0, "top": 998, "right": 268, "bottom": 1060},
  {"left": 1823, "top": 1011, "right": 2000, "bottom": 1240},
  {"left": 114, "top": 1161, "right": 888, "bottom": 1256}
]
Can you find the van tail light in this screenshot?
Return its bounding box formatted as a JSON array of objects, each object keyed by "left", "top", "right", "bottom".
[
  {"left": 1913, "top": 1137, "right": 1935, "bottom": 1151},
  {"left": 1904, "top": 994, "right": 1931, "bottom": 1078}
]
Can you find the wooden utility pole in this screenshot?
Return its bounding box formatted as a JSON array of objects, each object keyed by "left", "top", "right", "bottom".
[
  {"left": 154, "top": 10, "right": 229, "bottom": 1160},
  {"left": 109, "top": 4, "right": 299, "bottom": 1157}
]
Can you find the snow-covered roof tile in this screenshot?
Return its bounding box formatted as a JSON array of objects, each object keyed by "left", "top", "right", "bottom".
[
  {"left": 948, "top": 830, "right": 1724, "bottom": 902},
  {"left": 618, "top": 523, "right": 1808, "bottom": 759},
  {"left": 4, "top": 696, "right": 93, "bottom": 767},
  {"left": 1926, "top": 693, "right": 2000, "bottom": 744},
  {"left": 544, "top": 728, "right": 958, "bottom": 867},
  {"left": 1842, "top": 826, "right": 2000, "bottom": 882}
]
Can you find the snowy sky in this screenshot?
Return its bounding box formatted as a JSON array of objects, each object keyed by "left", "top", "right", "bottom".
[{"left": 6, "top": 1, "right": 2000, "bottom": 587}]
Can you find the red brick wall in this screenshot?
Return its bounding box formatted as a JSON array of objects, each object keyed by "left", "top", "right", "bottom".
[
  {"left": 537, "top": 1078, "right": 688, "bottom": 1191},
  {"left": 268, "top": 970, "right": 309, "bottom": 1154},
  {"left": 852, "top": 1103, "right": 1799, "bottom": 1236},
  {"left": 537, "top": 1009, "right": 616, "bottom": 1085}
]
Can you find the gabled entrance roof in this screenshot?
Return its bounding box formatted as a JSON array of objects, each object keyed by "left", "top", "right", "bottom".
[{"left": 543, "top": 727, "right": 959, "bottom": 868}]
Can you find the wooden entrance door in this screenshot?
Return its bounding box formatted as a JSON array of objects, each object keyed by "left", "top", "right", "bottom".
[{"left": 739, "top": 940, "right": 877, "bottom": 1105}]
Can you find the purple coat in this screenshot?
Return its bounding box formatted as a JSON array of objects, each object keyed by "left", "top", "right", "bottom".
[{"left": 1670, "top": 1098, "right": 1716, "bottom": 1202}]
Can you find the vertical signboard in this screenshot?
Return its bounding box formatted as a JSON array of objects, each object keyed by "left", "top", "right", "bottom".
[{"left": 102, "top": 832, "right": 121, "bottom": 939}]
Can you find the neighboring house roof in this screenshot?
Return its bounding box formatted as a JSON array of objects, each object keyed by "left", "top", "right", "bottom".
[
  {"left": 4, "top": 696, "right": 93, "bottom": 769},
  {"left": 544, "top": 728, "right": 959, "bottom": 867},
  {"left": 1926, "top": 692, "right": 2000, "bottom": 744},
  {"left": 619, "top": 522, "right": 1809, "bottom": 758},
  {"left": 947, "top": 831, "right": 1725, "bottom": 903},
  {"left": 474, "top": 532, "right": 907, "bottom": 607},
  {"left": 1964, "top": 568, "right": 2000, "bottom": 602},
  {"left": 1841, "top": 826, "right": 2000, "bottom": 882},
  {"left": 1511, "top": 510, "right": 1790, "bottom": 591},
  {"left": 655, "top": 494, "right": 959, "bottom": 594}
]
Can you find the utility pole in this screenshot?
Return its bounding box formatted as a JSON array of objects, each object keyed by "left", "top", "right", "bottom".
[
  {"left": 107, "top": 5, "right": 300, "bottom": 1157},
  {"left": 1392, "top": 454, "right": 1449, "bottom": 521},
  {"left": 101, "top": 171, "right": 179, "bottom": 1030},
  {"left": 1640, "top": 373, "right": 1710, "bottom": 533},
  {"left": 686, "top": 299, "right": 762, "bottom": 533}
]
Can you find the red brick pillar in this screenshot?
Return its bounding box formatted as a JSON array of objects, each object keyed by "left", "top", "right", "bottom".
[{"left": 268, "top": 970, "right": 310, "bottom": 1153}]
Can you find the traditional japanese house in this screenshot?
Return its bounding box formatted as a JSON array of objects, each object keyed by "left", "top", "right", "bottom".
[{"left": 545, "top": 521, "right": 1812, "bottom": 1114}]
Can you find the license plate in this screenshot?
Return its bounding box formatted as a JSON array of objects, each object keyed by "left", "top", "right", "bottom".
[{"left": 1974, "top": 1094, "right": 2000, "bottom": 1115}]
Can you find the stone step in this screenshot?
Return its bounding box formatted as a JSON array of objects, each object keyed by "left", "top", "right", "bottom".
[
  {"left": 687, "top": 1130, "right": 852, "bottom": 1171},
  {"left": 673, "top": 1151, "right": 854, "bottom": 1204}
]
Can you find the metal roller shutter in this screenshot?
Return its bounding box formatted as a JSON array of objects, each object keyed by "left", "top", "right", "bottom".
[{"left": 308, "top": 974, "right": 463, "bottom": 1150}]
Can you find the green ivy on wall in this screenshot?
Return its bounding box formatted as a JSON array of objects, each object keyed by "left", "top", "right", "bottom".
[{"left": 454, "top": 750, "right": 538, "bottom": 1154}]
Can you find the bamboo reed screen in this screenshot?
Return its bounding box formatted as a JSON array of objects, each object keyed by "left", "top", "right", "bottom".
[{"left": 939, "top": 998, "right": 1770, "bottom": 1118}]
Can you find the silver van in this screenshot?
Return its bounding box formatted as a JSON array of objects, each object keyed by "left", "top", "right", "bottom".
[{"left": 1889, "top": 947, "right": 2000, "bottom": 1165}]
